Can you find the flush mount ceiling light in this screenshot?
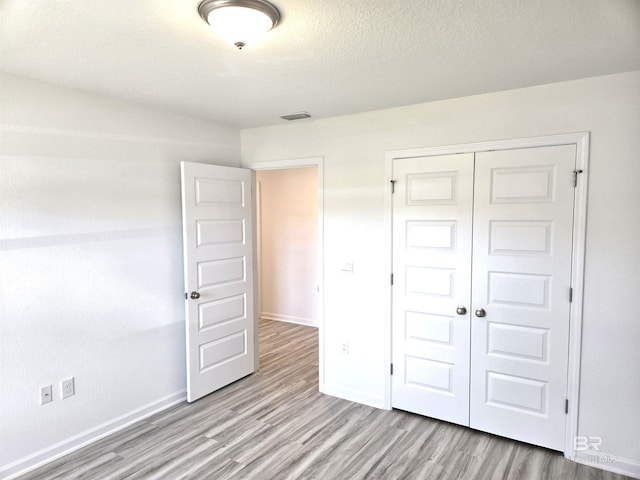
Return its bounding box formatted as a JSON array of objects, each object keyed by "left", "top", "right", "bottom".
[{"left": 198, "top": 0, "right": 281, "bottom": 50}]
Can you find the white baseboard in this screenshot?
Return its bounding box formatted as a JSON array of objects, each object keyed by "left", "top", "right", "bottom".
[
  {"left": 570, "top": 451, "right": 640, "bottom": 479},
  {"left": 260, "top": 312, "right": 318, "bottom": 328},
  {"left": 1, "top": 390, "right": 186, "bottom": 480},
  {"left": 321, "top": 383, "right": 386, "bottom": 410}
]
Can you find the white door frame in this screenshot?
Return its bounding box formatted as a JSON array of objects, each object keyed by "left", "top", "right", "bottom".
[
  {"left": 384, "top": 132, "right": 589, "bottom": 457},
  {"left": 243, "top": 157, "right": 325, "bottom": 391}
]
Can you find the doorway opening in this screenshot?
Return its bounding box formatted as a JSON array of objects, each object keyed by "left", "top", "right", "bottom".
[{"left": 248, "top": 157, "right": 324, "bottom": 390}]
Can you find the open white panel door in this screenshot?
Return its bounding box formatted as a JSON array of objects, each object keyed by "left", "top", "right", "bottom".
[{"left": 181, "top": 162, "right": 255, "bottom": 403}]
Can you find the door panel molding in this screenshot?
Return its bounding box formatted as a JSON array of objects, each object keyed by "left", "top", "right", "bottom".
[{"left": 384, "top": 132, "right": 590, "bottom": 458}]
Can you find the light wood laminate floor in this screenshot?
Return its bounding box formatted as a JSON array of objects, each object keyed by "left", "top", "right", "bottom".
[{"left": 19, "top": 320, "right": 631, "bottom": 480}]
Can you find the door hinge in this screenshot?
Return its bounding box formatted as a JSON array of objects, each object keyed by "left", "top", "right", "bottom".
[
  {"left": 565, "top": 399, "right": 569, "bottom": 414},
  {"left": 569, "top": 287, "right": 573, "bottom": 303},
  {"left": 390, "top": 363, "right": 394, "bottom": 375},
  {"left": 391, "top": 273, "right": 394, "bottom": 286},
  {"left": 184, "top": 292, "right": 188, "bottom": 300},
  {"left": 390, "top": 180, "right": 397, "bottom": 194},
  {"left": 573, "top": 169, "right": 584, "bottom": 187}
]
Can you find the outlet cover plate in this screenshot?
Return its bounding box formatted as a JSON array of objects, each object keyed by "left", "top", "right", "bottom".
[
  {"left": 40, "top": 385, "right": 53, "bottom": 405},
  {"left": 61, "top": 377, "right": 75, "bottom": 399}
]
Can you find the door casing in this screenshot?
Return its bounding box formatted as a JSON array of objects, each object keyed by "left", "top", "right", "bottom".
[{"left": 384, "top": 132, "right": 589, "bottom": 458}]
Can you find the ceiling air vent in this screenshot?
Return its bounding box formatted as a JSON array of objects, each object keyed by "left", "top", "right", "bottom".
[{"left": 280, "top": 111, "right": 311, "bottom": 121}]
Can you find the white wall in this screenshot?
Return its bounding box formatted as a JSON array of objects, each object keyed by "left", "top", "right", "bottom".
[
  {"left": 242, "top": 72, "right": 640, "bottom": 475},
  {"left": 257, "top": 168, "right": 318, "bottom": 326},
  {"left": 0, "top": 73, "right": 240, "bottom": 477}
]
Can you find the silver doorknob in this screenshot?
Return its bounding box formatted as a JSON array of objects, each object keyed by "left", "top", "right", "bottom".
[
  {"left": 190, "top": 291, "right": 201, "bottom": 300},
  {"left": 475, "top": 308, "right": 486, "bottom": 318},
  {"left": 456, "top": 306, "right": 467, "bottom": 315}
]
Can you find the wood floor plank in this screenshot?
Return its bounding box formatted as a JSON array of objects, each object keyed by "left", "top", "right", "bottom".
[{"left": 16, "top": 319, "right": 633, "bottom": 480}]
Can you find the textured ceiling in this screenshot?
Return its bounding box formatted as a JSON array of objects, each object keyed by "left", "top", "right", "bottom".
[{"left": 1, "top": 0, "right": 639, "bottom": 128}]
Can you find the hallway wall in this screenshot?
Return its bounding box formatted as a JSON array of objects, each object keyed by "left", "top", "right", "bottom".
[{"left": 257, "top": 167, "right": 318, "bottom": 326}]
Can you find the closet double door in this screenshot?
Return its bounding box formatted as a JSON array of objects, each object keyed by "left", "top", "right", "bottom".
[{"left": 391, "top": 145, "right": 576, "bottom": 451}]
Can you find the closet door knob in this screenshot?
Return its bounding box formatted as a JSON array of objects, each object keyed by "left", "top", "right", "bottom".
[
  {"left": 475, "top": 308, "right": 486, "bottom": 318},
  {"left": 190, "top": 291, "right": 201, "bottom": 300},
  {"left": 456, "top": 306, "right": 467, "bottom": 315}
]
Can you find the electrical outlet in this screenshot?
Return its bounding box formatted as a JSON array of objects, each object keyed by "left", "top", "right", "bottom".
[
  {"left": 61, "top": 377, "right": 75, "bottom": 399},
  {"left": 40, "top": 385, "right": 53, "bottom": 405},
  {"left": 340, "top": 341, "right": 349, "bottom": 355}
]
